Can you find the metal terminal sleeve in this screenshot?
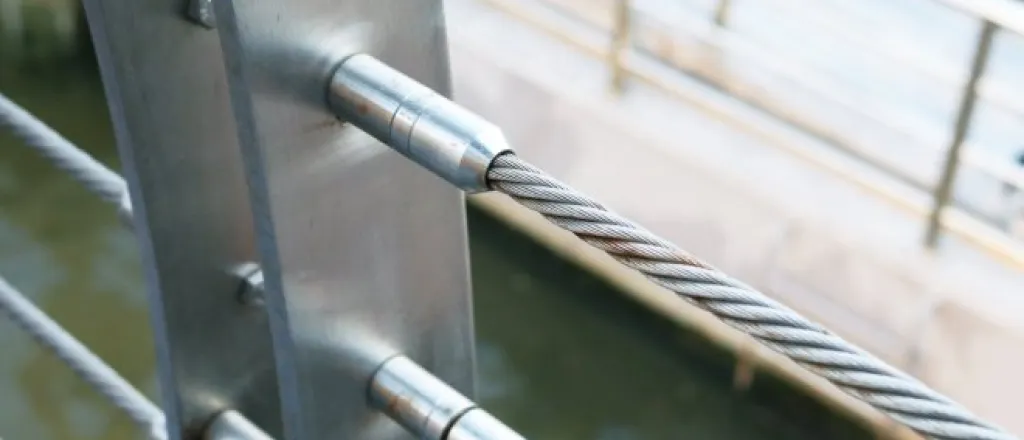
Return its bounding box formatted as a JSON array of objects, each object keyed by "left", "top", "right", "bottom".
[
  {"left": 368, "top": 355, "right": 525, "bottom": 440},
  {"left": 368, "top": 356, "right": 475, "bottom": 439},
  {"left": 328, "top": 54, "right": 511, "bottom": 192}
]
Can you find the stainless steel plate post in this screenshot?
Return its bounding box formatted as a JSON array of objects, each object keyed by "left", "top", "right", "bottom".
[
  {"left": 81, "top": 0, "right": 282, "bottom": 437},
  {"left": 212, "top": 0, "right": 477, "bottom": 438}
]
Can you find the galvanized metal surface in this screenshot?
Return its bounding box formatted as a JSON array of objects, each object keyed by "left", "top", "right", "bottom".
[
  {"left": 81, "top": 0, "right": 281, "bottom": 437},
  {"left": 212, "top": 0, "right": 477, "bottom": 438}
]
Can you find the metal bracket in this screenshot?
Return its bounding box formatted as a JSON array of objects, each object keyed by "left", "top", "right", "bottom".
[
  {"left": 82, "top": 0, "right": 281, "bottom": 437},
  {"left": 212, "top": 0, "right": 476, "bottom": 438},
  {"left": 369, "top": 356, "right": 523, "bottom": 440}
]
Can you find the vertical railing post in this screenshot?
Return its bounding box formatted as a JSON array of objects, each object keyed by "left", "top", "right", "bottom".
[
  {"left": 924, "top": 20, "right": 997, "bottom": 248},
  {"left": 713, "top": 0, "right": 732, "bottom": 27},
  {"left": 80, "top": 0, "right": 282, "bottom": 438},
  {"left": 212, "top": 1, "right": 477, "bottom": 438},
  {"left": 609, "top": 0, "right": 632, "bottom": 94}
]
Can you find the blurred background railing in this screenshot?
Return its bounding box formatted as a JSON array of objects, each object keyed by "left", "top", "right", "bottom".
[{"left": 483, "top": 0, "right": 1024, "bottom": 266}]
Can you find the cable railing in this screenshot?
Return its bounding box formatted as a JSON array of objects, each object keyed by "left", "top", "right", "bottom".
[
  {"left": 702, "top": 0, "right": 1024, "bottom": 247},
  {"left": 0, "top": 87, "right": 524, "bottom": 439},
  {"left": 3, "top": 44, "right": 1019, "bottom": 440},
  {"left": 3, "top": 0, "right": 1022, "bottom": 438},
  {"left": 509, "top": 0, "right": 1024, "bottom": 267}
]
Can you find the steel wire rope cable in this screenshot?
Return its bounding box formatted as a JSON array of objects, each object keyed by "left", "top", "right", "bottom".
[
  {"left": 0, "top": 277, "right": 166, "bottom": 440},
  {"left": 0, "top": 94, "right": 162, "bottom": 437},
  {"left": 486, "top": 153, "right": 1013, "bottom": 440},
  {"left": 0, "top": 93, "right": 127, "bottom": 206}
]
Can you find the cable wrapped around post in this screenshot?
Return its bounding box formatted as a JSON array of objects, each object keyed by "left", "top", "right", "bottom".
[
  {"left": 0, "top": 276, "right": 166, "bottom": 440},
  {"left": 486, "top": 153, "right": 1013, "bottom": 440}
]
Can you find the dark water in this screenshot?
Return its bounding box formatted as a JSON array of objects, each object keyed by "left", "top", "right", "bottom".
[{"left": 0, "top": 38, "right": 869, "bottom": 440}]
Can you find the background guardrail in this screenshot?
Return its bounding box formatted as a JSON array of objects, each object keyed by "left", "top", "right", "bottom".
[{"left": 491, "top": 0, "right": 1024, "bottom": 267}]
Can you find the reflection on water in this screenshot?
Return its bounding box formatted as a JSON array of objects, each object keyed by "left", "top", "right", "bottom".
[{"left": 0, "top": 35, "right": 867, "bottom": 440}]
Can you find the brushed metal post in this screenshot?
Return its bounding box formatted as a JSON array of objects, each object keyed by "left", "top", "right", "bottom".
[
  {"left": 609, "top": 0, "right": 632, "bottom": 94},
  {"left": 925, "top": 20, "right": 997, "bottom": 248},
  {"left": 212, "top": 1, "right": 477, "bottom": 438},
  {"left": 81, "top": 1, "right": 282, "bottom": 438}
]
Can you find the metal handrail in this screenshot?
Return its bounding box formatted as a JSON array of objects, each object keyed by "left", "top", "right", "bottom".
[
  {"left": 698, "top": 0, "right": 1024, "bottom": 119},
  {"left": 706, "top": 0, "right": 1024, "bottom": 246},
  {"left": 734, "top": 0, "right": 1024, "bottom": 122},
  {"left": 476, "top": 0, "right": 1024, "bottom": 269},
  {"left": 704, "top": 0, "right": 1024, "bottom": 225},
  {"left": 935, "top": 0, "right": 1024, "bottom": 37},
  {"left": 540, "top": 0, "right": 1024, "bottom": 247},
  {"left": 565, "top": 0, "right": 1024, "bottom": 197}
]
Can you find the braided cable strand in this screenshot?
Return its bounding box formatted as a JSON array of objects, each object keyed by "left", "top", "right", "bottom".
[
  {"left": 0, "top": 95, "right": 158, "bottom": 436},
  {"left": 0, "top": 93, "right": 127, "bottom": 205},
  {"left": 0, "top": 276, "right": 166, "bottom": 440},
  {"left": 487, "top": 153, "right": 1013, "bottom": 440}
]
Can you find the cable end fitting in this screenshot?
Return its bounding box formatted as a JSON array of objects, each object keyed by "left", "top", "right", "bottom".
[
  {"left": 328, "top": 54, "right": 511, "bottom": 193},
  {"left": 368, "top": 355, "right": 475, "bottom": 440}
]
